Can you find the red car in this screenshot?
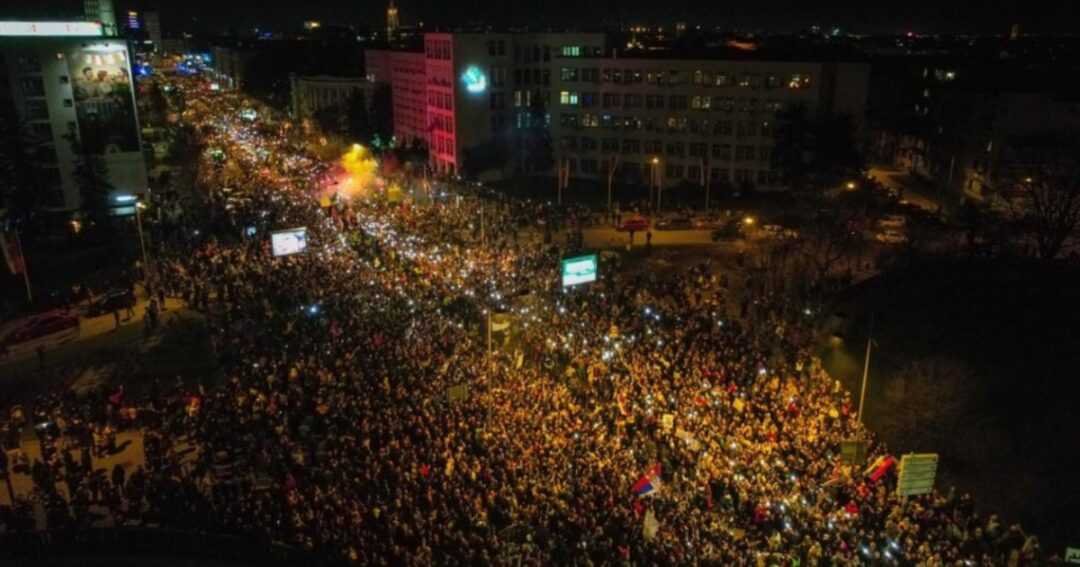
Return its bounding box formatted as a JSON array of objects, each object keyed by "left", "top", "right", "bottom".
[
  {"left": 616, "top": 215, "right": 650, "bottom": 232},
  {"left": 4, "top": 311, "right": 78, "bottom": 344}
]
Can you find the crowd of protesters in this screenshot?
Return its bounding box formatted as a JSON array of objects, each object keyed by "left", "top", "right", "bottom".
[{"left": 0, "top": 73, "right": 1053, "bottom": 565}]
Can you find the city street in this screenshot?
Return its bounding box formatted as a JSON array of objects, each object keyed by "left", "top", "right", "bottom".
[
  {"left": 868, "top": 167, "right": 949, "bottom": 213},
  {"left": 0, "top": 49, "right": 1057, "bottom": 566}
]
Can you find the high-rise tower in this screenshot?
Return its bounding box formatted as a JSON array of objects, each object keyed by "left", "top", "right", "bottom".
[
  {"left": 387, "top": 0, "right": 399, "bottom": 40},
  {"left": 83, "top": 0, "right": 117, "bottom": 36}
]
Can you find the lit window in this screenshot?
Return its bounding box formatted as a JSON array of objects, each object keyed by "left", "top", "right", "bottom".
[{"left": 788, "top": 74, "right": 810, "bottom": 89}]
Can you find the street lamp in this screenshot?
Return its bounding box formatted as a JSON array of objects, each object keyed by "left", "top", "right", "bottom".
[
  {"left": 845, "top": 181, "right": 858, "bottom": 191},
  {"left": 134, "top": 200, "right": 151, "bottom": 280},
  {"left": 650, "top": 157, "right": 662, "bottom": 212}
]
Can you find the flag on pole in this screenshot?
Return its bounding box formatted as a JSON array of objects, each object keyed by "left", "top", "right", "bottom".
[
  {"left": 490, "top": 313, "right": 510, "bottom": 332},
  {"left": 1, "top": 231, "right": 25, "bottom": 275},
  {"left": 863, "top": 455, "right": 896, "bottom": 483},
  {"left": 643, "top": 509, "right": 660, "bottom": 540},
  {"left": 631, "top": 463, "right": 663, "bottom": 497}
]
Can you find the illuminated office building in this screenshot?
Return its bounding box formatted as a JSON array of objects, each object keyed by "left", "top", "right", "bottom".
[{"left": 371, "top": 32, "right": 869, "bottom": 188}]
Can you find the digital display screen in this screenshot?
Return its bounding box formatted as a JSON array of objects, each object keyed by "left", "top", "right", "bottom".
[
  {"left": 270, "top": 227, "right": 308, "bottom": 257},
  {"left": 562, "top": 254, "right": 598, "bottom": 287}
]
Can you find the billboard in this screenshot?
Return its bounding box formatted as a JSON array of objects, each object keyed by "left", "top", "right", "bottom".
[
  {"left": 0, "top": 21, "right": 104, "bottom": 36},
  {"left": 271, "top": 227, "right": 308, "bottom": 257},
  {"left": 67, "top": 41, "right": 141, "bottom": 154},
  {"left": 561, "top": 254, "right": 598, "bottom": 287}
]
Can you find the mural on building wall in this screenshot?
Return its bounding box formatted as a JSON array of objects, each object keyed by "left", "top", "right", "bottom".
[{"left": 67, "top": 41, "right": 140, "bottom": 154}]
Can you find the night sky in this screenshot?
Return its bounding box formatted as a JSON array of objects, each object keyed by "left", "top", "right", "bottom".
[{"left": 6, "top": 0, "right": 1080, "bottom": 35}]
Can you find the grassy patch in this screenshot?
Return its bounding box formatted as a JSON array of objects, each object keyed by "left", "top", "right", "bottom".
[{"left": 822, "top": 258, "right": 1080, "bottom": 550}]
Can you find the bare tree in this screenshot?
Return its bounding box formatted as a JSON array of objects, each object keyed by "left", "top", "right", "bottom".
[
  {"left": 1001, "top": 160, "right": 1080, "bottom": 262},
  {"left": 879, "top": 357, "right": 976, "bottom": 450},
  {"left": 794, "top": 215, "right": 858, "bottom": 283}
]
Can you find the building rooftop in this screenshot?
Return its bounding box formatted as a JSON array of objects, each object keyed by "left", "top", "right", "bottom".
[{"left": 613, "top": 39, "right": 869, "bottom": 64}]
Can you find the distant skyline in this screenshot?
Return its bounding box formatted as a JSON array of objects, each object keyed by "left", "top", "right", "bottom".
[{"left": 3, "top": 0, "right": 1078, "bottom": 36}]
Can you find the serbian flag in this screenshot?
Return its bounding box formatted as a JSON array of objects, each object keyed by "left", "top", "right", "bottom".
[
  {"left": 864, "top": 455, "right": 896, "bottom": 483},
  {"left": 185, "top": 394, "right": 202, "bottom": 417},
  {"left": 631, "top": 463, "right": 663, "bottom": 497}
]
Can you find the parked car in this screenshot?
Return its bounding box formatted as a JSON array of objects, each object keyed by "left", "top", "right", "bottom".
[
  {"left": 616, "top": 215, "right": 650, "bottom": 232},
  {"left": 3, "top": 311, "right": 78, "bottom": 344},
  {"left": 87, "top": 288, "right": 136, "bottom": 317},
  {"left": 760, "top": 224, "right": 799, "bottom": 240},
  {"left": 710, "top": 219, "right": 744, "bottom": 241},
  {"left": 878, "top": 214, "right": 907, "bottom": 229},
  {"left": 691, "top": 217, "right": 725, "bottom": 230},
  {"left": 875, "top": 230, "right": 909, "bottom": 244},
  {"left": 845, "top": 215, "right": 872, "bottom": 234},
  {"left": 655, "top": 217, "right": 693, "bottom": 230}
]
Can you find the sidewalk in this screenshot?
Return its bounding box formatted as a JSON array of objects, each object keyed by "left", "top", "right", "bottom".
[
  {"left": 0, "top": 431, "right": 145, "bottom": 528},
  {"left": 0, "top": 295, "right": 184, "bottom": 369}
]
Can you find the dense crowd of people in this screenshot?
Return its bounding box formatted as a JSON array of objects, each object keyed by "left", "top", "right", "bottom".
[{"left": 0, "top": 72, "right": 1053, "bottom": 565}]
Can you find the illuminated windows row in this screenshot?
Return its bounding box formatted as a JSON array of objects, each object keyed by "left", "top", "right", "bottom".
[
  {"left": 551, "top": 159, "right": 776, "bottom": 185},
  {"left": 556, "top": 67, "right": 813, "bottom": 89},
  {"left": 432, "top": 135, "right": 455, "bottom": 157},
  {"left": 424, "top": 39, "right": 451, "bottom": 60},
  {"left": 557, "top": 113, "right": 774, "bottom": 137},
  {"left": 427, "top": 91, "right": 453, "bottom": 110}
]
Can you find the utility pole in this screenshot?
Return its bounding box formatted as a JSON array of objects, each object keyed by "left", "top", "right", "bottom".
[
  {"left": 557, "top": 160, "right": 568, "bottom": 206},
  {"left": 649, "top": 157, "right": 660, "bottom": 212},
  {"left": 486, "top": 309, "right": 493, "bottom": 371},
  {"left": 857, "top": 316, "right": 875, "bottom": 426},
  {"left": 606, "top": 154, "right": 620, "bottom": 213},
  {"left": 13, "top": 227, "right": 31, "bottom": 303},
  {"left": 656, "top": 167, "right": 664, "bottom": 213},
  {"left": 702, "top": 157, "right": 711, "bottom": 212},
  {"left": 135, "top": 201, "right": 151, "bottom": 280}
]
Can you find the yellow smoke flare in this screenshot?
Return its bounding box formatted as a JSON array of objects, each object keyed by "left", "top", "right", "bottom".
[{"left": 339, "top": 143, "right": 379, "bottom": 198}]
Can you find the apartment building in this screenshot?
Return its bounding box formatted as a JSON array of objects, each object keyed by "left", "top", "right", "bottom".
[
  {"left": 884, "top": 63, "right": 1080, "bottom": 200},
  {"left": 289, "top": 73, "right": 375, "bottom": 123},
  {"left": 1, "top": 21, "right": 148, "bottom": 211},
  {"left": 365, "top": 48, "right": 427, "bottom": 145}
]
